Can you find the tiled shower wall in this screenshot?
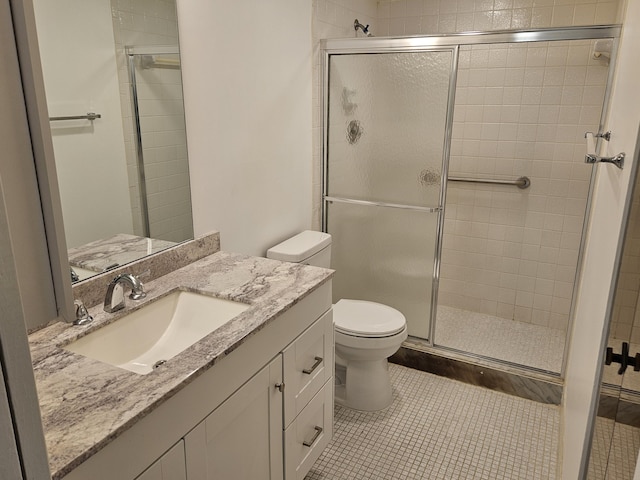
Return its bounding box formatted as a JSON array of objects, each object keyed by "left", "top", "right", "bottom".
[
  {"left": 376, "top": 0, "right": 620, "bottom": 36},
  {"left": 441, "top": 40, "right": 609, "bottom": 330},
  {"left": 110, "top": 0, "right": 193, "bottom": 243},
  {"left": 312, "top": 0, "right": 622, "bottom": 332}
]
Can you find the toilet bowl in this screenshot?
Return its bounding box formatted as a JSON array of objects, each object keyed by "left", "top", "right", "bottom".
[
  {"left": 333, "top": 299, "right": 407, "bottom": 411},
  {"left": 267, "top": 230, "right": 407, "bottom": 411}
]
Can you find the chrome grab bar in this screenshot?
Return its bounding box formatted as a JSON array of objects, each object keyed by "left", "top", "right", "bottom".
[
  {"left": 49, "top": 112, "right": 102, "bottom": 121},
  {"left": 448, "top": 175, "right": 531, "bottom": 189}
]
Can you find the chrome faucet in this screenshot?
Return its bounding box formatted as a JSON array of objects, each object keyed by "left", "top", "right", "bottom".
[{"left": 103, "top": 273, "right": 146, "bottom": 313}]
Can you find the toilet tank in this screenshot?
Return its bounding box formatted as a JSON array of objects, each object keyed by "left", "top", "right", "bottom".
[{"left": 266, "top": 230, "right": 332, "bottom": 268}]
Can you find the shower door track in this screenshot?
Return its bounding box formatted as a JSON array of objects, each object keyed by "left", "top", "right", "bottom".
[
  {"left": 321, "top": 24, "right": 622, "bottom": 380},
  {"left": 320, "top": 25, "right": 620, "bottom": 52}
]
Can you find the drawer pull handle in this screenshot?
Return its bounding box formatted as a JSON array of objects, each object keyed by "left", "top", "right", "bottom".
[
  {"left": 275, "top": 382, "right": 285, "bottom": 392},
  {"left": 302, "top": 356, "right": 323, "bottom": 375},
  {"left": 303, "top": 426, "right": 323, "bottom": 447}
]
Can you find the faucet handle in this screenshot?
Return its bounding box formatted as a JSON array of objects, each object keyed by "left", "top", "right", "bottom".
[{"left": 73, "top": 299, "right": 93, "bottom": 326}]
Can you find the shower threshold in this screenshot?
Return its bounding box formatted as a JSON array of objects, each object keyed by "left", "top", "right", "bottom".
[{"left": 392, "top": 336, "right": 564, "bottom": 405}]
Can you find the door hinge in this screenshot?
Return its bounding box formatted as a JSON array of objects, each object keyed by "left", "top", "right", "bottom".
[{"left": 605, "top": 342, "right": 640, "bottom": 375}]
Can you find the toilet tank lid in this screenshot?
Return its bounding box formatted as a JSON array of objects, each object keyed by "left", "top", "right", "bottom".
[{"left": 266, "top": 230, "right": 332, "bottom": 263}]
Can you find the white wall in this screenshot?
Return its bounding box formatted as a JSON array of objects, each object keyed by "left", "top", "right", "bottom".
[
  {"left": 177, "top": 0, "right": 312, "bottom": 256},
  {"left": 562, "top": 1, "right": 640, "bottom": 477},
  {"left": 32, "top": 0, "right": 133, "bottom": 248}
]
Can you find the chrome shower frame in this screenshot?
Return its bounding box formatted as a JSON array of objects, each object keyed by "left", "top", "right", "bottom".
[
  {"left": 321, "top": 25, "right": 621, "bottom": 380},
  {"left": 126, "top": 45, "right": 180, "bottom": 238}
]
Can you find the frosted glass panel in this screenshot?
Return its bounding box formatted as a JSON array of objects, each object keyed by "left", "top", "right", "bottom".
[
  {"left": 327, "top": 51, "right": 453, "bottom": 207},
  {"left": 327, "top": 201, "right": 438, "bottom": 339}
]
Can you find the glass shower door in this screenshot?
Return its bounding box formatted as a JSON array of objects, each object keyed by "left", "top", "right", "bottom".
[{"left": 324, "top": 49, "right": 457, "bottom": 339}]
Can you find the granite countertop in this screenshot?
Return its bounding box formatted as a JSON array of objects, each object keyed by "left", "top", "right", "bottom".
[
  {"left": 67, "top": 234, "right": 177, "bottom": 273},
  {"left": 29, "top": 251, "right": 333, "bottom": 479}
]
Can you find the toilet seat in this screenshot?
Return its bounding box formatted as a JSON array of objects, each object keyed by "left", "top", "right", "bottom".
[{"left": 333, "top": 299, "right": 406, "bottom": 338}]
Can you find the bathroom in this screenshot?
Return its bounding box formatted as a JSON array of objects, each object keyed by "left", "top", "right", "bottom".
[{"left": 1, "top": 0, "right": 640, "bottom": 478}]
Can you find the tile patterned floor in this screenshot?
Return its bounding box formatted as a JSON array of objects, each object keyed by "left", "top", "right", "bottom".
[
  {"left": 435, "top": 306, "right": 566, "bottom": 373},
  {"left": 588, "top": 417, "right": 640, "bottom": 480},
  {"left": 307, "top": 364, "right": 559, "bottom": 480}
]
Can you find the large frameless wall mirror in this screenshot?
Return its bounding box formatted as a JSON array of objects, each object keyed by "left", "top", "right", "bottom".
[
  {"left": 588, "top": 135, "right": 640, "bottom": 480},
  {"left": 32, "top": 0, "right": 193, "bottom": 283}
]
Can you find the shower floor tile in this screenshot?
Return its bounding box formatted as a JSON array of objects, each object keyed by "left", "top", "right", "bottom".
[
  {"left": 306, "top": 364, "right": 559, "bottom": 480},
  {"left": 434, "top": 306, "right": 566, "bottom": 373}
]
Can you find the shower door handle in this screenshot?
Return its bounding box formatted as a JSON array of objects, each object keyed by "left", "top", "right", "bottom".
[{"left": 585, "top": 152, "right": 625, "bottom": 169}]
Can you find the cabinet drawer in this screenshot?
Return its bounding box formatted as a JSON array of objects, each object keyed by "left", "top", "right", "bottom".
[
  {"left": 283, "top": 309, "right": 333, "bottom": 426},
  {"left": 284, "top": 380, "right": 333, "bottom": 480}
]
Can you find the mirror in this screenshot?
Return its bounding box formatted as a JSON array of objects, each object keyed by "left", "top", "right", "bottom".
[
  {"left": 588, "top": 141, "right": 640, "bottom": 477},
  {"left": 32, "top": 0, "right": 193, "bottom": 282}
]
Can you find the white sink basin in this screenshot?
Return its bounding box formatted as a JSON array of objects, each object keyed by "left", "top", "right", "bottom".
[{"left": 65, "top": 291, "right": 249, "bottom": 375}]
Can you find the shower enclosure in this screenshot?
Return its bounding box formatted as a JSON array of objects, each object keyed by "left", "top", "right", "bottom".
[{"left": 322, "top": 26, "right": 619, "bottom": 376}]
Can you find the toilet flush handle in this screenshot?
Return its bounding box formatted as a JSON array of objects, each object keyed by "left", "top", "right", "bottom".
[{"left": 302, "top": 356, "right": 323, "bottom": 375}]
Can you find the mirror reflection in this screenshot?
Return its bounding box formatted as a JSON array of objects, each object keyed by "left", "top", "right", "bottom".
[
  {"left": 588, "top": 160, "right": 640, "bottom": 477},
  {"left": 32, "top": 0, "right": 193, "bottom": 282}
]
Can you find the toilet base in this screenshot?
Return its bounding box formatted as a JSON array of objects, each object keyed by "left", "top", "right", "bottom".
[{"left": 335, "top": 358, "right": 393, "bottom": 411}]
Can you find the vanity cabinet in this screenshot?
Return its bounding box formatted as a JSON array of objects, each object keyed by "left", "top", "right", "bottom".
[
  {"left": 135, "top": 441, "right": 186, "bottom": 480},
  {"left": 184, "top": 310, "right": 334, "bottom": 480},
  {"left": 184, "top": 357, "right": 284, "bottom": 480},
  {"left": 60, "top": 281, "right": 333, "bottom": 480}
]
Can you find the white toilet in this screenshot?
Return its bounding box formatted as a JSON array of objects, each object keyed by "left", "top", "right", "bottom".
[{"left": 267, "top": 230, "right": 407, "bottom": 411}]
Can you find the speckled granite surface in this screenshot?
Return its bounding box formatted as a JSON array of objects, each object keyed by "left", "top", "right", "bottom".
[
  {"left": 70, "top": 232, "right": 220, "bottom": 311},
  {"left": 67, "top": 234, "right": 176, "bottom": 273},
  {"left": 30, "top": 251, "right": 333, "bottom": 479}
]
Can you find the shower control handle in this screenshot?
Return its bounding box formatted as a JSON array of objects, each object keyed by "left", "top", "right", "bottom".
[{"left": 302, "top": 356, "right": 323, "bottom": 375}]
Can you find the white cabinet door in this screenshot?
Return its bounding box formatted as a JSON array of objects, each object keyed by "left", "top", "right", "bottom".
[
  {"left": 136, "top": 441, "right": 186, "bottom": 480},
  {"left": 185, "top": 356, "right": 284, "bottom": 480}
]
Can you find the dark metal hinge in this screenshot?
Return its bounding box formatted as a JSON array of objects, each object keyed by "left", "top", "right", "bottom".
[{"left": 605, "top": 342, "right": 640, "bottom": 375}]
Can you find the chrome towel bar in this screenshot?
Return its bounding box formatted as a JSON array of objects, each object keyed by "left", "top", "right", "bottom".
[
  {"left": 49, "top": 112, "right": 101, "bottom": 121},
  {"left": 448, "top": 175, "right": 531, "bottom": 189}
]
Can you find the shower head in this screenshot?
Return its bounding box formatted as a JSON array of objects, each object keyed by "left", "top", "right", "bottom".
[{"left": 354, "top": 19, "right": 373, "bottom": 37}]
